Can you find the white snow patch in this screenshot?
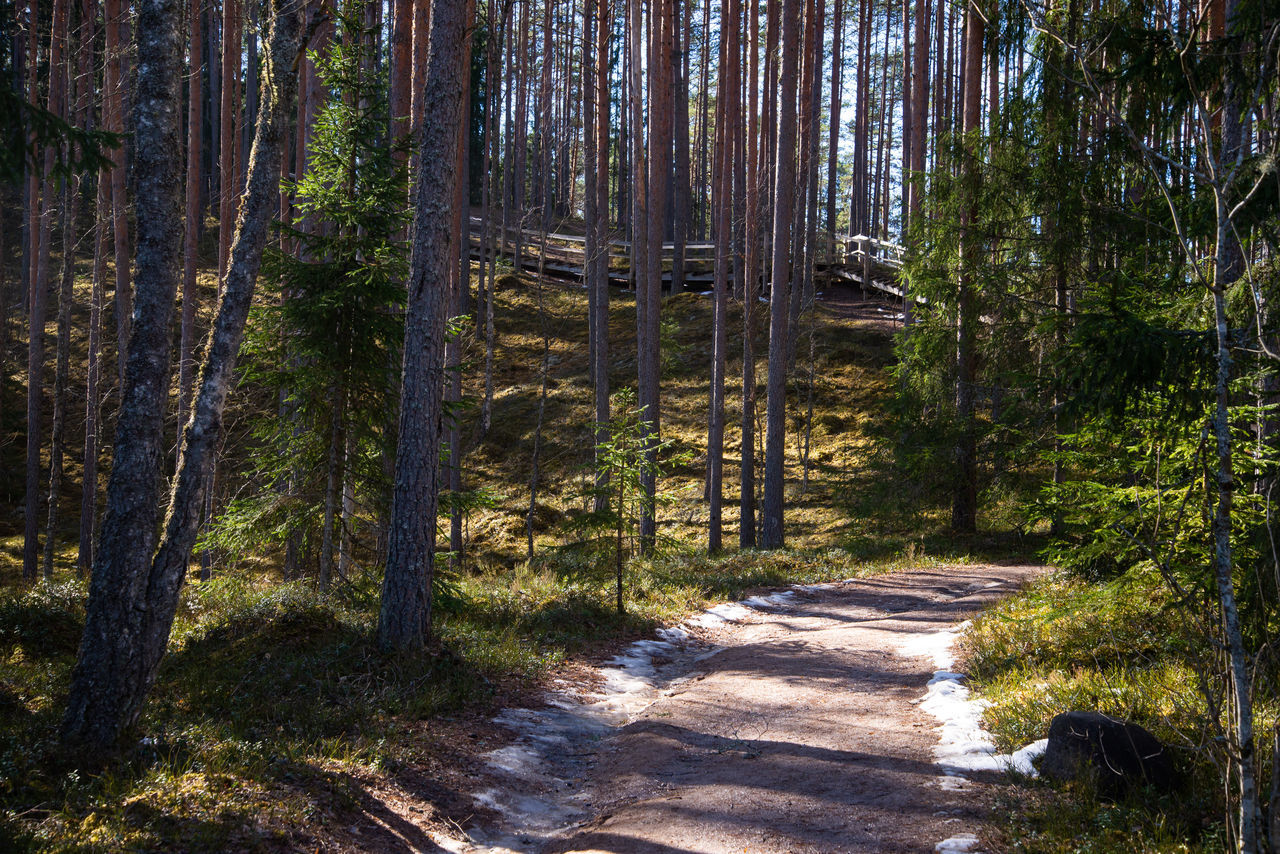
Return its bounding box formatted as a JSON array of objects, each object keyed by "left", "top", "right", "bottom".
[
  {"left": 690, "top": 601, "right": 752, "bottom": 626},
  {"left": 898, "top": 623, "right": 1046, "bottom": 852},
  {"left": 935, "top": 833, "right": 983, "bottom": 853},
  {"left": 742, "top": 590, "right": 799, "bottom": 610},
  {"left": 1008, "top": 738, "right": 1049, "bottom": 776}
]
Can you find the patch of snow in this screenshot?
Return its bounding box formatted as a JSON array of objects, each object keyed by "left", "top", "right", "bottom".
[
  {"left": 690, "top": 601, "right": 752, "bottom": 626},
  {"left": 935, "top": 833, "right": 983, "bottom": 853},
  {"left": 742, "top": 590, "right": 799, "bottom": 610},
  {"left": 898, "top": 623, "right": 1045, "bottom": 852},
  {"left": 1008, "top": 738, "right": 1048, "bottom": 776}
]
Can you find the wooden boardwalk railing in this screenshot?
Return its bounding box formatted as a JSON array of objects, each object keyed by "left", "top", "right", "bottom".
[{"left": 467, "top": 216, "right": 906, "bottom": 299}]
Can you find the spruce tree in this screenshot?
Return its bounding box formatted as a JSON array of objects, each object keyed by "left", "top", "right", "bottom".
[{"left": 209, "top": 1, "right": 407, "bottom": 585}]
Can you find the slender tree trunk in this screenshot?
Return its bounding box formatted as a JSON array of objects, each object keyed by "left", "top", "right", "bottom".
[
  {"left": 639, "top": 0, "right": 671, "bottom": 552},
  {"left": 218, "top": 0, "right": 241, "bottom": 278},
  {"left": 695, "top": 0, "right": 710, "bottom": 238},
  {"left": 447, "top": 0, "right": 475, "bottom": 566},
  {"left": 379, "top": 0, "right": 469, "bottom": 652},
  {"left": 42, "top": 0, "right": 80, "bottom": 581},
  {"left": 106, "top": 0, "right": 132, "bottom": 381},
  {"left": 800, "top": 0, "right": 823, "bottom": 308},
  {"left": 80, "top": 177, "right": 110, "bottom": 576},
  {"left": 740, "top": 0, "right": 760, "bottom": 548},
  {"left": 850, "top": 0, "right": 869, "bottom": 234},
  {"left": 951, "top": 0, "right": 982, "bottom": 534},
  {"left": 1211, "top": 3, "right": 1257, "bottom": 847},
  {"left": 670, "top": 0, "right": 690, "bottom": 294},
  {"left": 900, "top": 0, "right": 911, "bottom": 237},
  {"left": 908, "top": 0, "right": 929, "bottom": 249},
  {"left": 318, "top": 385, "right": 347, "bottom": 591},
  {"left": 761, "top": 0, "right": 800, "bottom": 549},
  {"left": 826, "top": 0, "right": 844, "bottom": 233},
  {"left": 626, "top": 0, "right": 649, "bottom": 531},
  {"left": 338, "top": 433, "right": 355, "bottom": 581},
  {"left": 709, "top": 0, "right": 739, "bottom": 553},
  {"left": 181, "top": 0, "right": 204, "bottom": 431},
  {"left": 480, "top": 0, "right": 505, "bottom": 433},
  {"left": 25, "top": 0, "right": 69, "bottom": 582},
  {"left": 593, "top": 0, "right": 612, "bottom": 511},
  {"left": 411, "top": 0, "right": 430, "bottom": 134},
  {"left": 391, "top": 0, "right": 412, "bottom": 141},
  {"left": 585, "top": 0, "right": 612, "bottom": 510}
]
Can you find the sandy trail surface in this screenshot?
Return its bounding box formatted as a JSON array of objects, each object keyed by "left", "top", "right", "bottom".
[{"left": 450, "top": 563, "right": 1044, "bottom": 854}]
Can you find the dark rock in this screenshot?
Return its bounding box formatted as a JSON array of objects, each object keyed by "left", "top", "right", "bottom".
[{"left": 1041, "top": 711, "right": 1177, "bottom": 793}]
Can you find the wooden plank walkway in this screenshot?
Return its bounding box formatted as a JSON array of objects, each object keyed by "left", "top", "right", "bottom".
[{"left": 467, "top": 216, "right": 906, "bottom": 299}]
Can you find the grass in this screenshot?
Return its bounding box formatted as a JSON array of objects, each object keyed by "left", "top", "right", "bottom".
[{"left": 963, "top": 566, "right": 1278, "bottom": 852}]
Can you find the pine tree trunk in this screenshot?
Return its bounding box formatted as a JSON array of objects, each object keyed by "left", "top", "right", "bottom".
[
  {"left": 762, "top": 0, "right": 800, "bottom": 549},
  {"left": 62, "top": 0, "right": 188, "bottom": 748},
  {"left": 708, "top": 0, "right": 737, "bottom": 553},
  {"left": 390, "top": 0, "right": 413, "bottom": 140},
  {"left": 379, "top": 0, "right": 470, "bottom": 652},
  {"left": 25, "top": 0, "right": 69, "bottom": 582},
  {"left": 850, "top": 0, "right": 869, "bottom": 235},
  {"left": 80, "top": 179, "right": 110, "bottom": 576},
  {"left": 106, "top": 0, "right": 132, "bottom": 381},
  {"left": 639, "top": 0, "right": 670, "bottom": 552},
  {"left": 670, "top": 0, "right": 690, "bottom": 294},
  {"left": 740, "top": 0, "right": 760, "bottom": 548},
  {"left": 951, "top": 0, "right": 982, "bottom": 534},
  {"left": 62, "top": 0, "right": 307, "bottom": 750},
  {"left": 43, "top": 167, "right": 80, "bottom": 582},
  {"left": 593, "top": 0, "right": 611, "bottom": 512},
  {"left": 319, "top": 388, "right": 346, "bottom": 591},
  {"left": 1211, "top": 3, "right": 1257, "bottom": 847},
  {"left": 585, "top": 0, "right": 612, "bottom": 511},
  {"left": 180, "top": 0, "right": 204, "bottom": 431},
  {"left": 825, "top": 0, "right": 844, "bottom": 233},
  {"left": 42, "top": 0, "right": 81, "bottom": 581},
  {"left": 800, "top": 0, "right": 823, "bottom": 308},
  {"left": 218, "top": 0, "right": 240, "bottom": 278}
]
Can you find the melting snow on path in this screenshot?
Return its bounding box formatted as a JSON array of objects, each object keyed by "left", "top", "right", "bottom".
[
  {"left": 436, "top": 577, "right": 1033, "bottom": 853},
  {"left": 438, "top": 581, "right": 843, "bottom": 852},
  {"left": 898, "top": 620, "right": 1047, "bottom": 854}
]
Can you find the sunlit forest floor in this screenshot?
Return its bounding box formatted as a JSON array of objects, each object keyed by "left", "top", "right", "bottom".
[{"left": 0, "top": 257, "right": 1248, "bottom": 852}]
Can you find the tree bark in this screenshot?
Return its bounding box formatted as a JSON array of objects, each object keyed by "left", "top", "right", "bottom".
[
  {"left": 105, "top": 0, "right": 132, "bottom": 382},
  {"left": 951, "top": 0, "right": 982, "bottom": 534},
  {"left": 740, "top": 0, "right": 760, "bottom": 547},
  {"left": 41, "top": 0, "right": 79, "bottom": 581},
  {"left": 670, "top": 0, "right": 690, "bottom": 294},
  {"left": 379, "top": 0, "right": 469, "bottom": 652},
  {"left": 639, "top": 0, "right": 670, "bottom": 552},
  {"left": 825, "top": 0, "right": 844, "bottom": 233},
  {"left": 218, "top": 0, "right": 241, "bottom": 278},
  {"left": 62, "top": 0, "right": 307, "bottom": 750},
  {"left": 25, "top": 0, "right": 69, "bottom": 582},
  {"left": 62, "top": 0, "right": 188, "bottom": 748},
  {"left": 180, "top": 0, "right": 205, "bottom": 432},
  {"left": 709, "top": 0, "right": 738, "bottom": 553},
  {"left": 80, "top": 179, "right": 110, "bottom": 576},
  {"left": 761, "top": 0, "right": 801, "bottom": 549}
]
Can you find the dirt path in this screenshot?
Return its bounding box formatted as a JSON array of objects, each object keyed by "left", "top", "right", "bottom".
[{"left": 446, "top": 563, "right": 1044, "bottom": 854}]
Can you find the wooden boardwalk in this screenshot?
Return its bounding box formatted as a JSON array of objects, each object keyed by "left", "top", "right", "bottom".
[{"left": 467, "top": 216, "right": 906, "bottom": 299}]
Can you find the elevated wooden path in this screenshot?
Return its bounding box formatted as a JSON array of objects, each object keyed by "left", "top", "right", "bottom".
[{"left": 467, "top": 216, "right": 906, "bottom": 300}]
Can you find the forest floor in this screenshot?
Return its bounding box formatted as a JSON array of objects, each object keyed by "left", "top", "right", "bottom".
[
  {"left": 394, "top": 562, "right": 1046, "bottom": 854},
  {"left": 2, "top": 267, "right": 1089, "bottom": 853}
]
